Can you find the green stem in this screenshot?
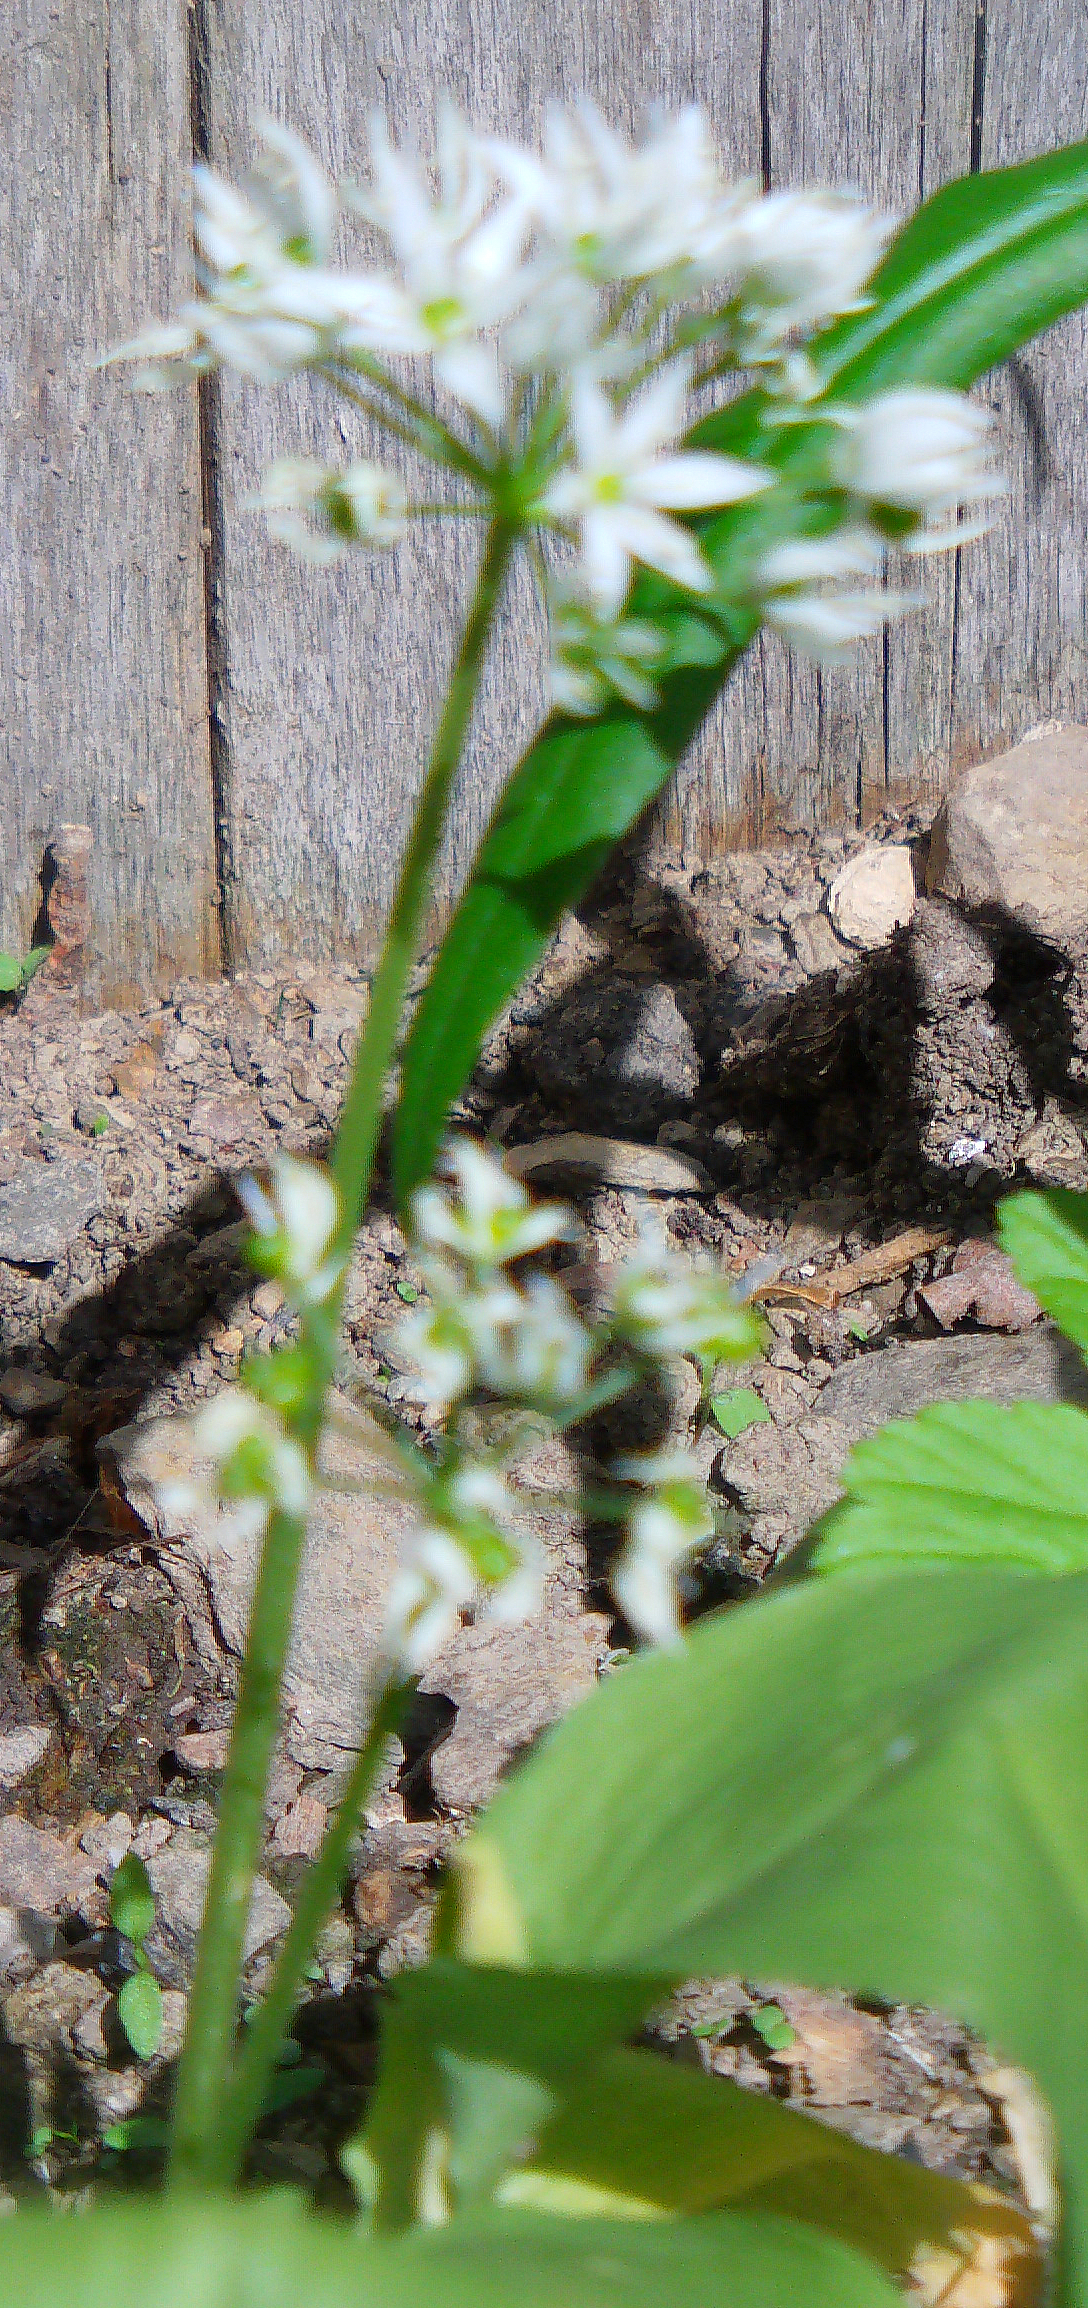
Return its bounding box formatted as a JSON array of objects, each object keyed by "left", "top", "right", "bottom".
[
  {"left": 166, "top": 514, "right": 517, "bottom": 2191},
  {"left": 203, "top": 1677, "right": 413, "bottom": 2186}
]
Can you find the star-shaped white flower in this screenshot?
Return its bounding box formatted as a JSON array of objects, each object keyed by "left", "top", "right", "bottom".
[{"left": 541, "top": 362, "right": 771, "bottom": 616}]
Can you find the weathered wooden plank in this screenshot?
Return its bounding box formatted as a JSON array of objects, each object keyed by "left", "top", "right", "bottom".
[
  {"left": 0, "top": 0, "right": 216, "bottom": 1002},
  {"left": 946, "top": 0, "right": 1088, "bottom": 776},
  {"left": 201, "top": 0, "right": 764, "bottom": 966}
]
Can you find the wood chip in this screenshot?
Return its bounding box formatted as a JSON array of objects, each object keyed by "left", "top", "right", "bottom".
[{"left": 756, "top": 1225, "right": 949, "bottom": 1309}]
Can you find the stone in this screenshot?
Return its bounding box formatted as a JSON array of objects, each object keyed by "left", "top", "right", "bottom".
[
  {"left": 816, "top": 1325, "right": 1088, "bottom": 1441},
  {"left": 0, "top": 1156, "right": 102, "bottom": 1265},
  {"left": 0, "top": 1725, "right": 52, "bottom": 1785},
  {"left": 0, "top": 1369, "right": 66, "bottom": 1418},
  {"left": 789, "top": 912, "right": 849, "bottom": 977},
  {"left": 0, "top": 1816, "right": 99, "bottom": 1914},
  {"left": 927, "top": 725, "right": 1088, "bottom": 942},
  {"left": 0, "top": 1904, "right": 54, "bottom": 1979},
  {"left": 107, "top": 1042, "right": 160, "bottom": 1101},
  {"left": 171, "top": 1728, "right": 231, "bottom": 1772},
  {"left": 78, "top": 1811, "right": 134, "bottom": 1868},
  {"left": 5, "top": 1962, "right": 111, "bottom": 2063},
  {"left": 827, "top": 845, "right": 916, "bottom": 948},
  {"left": 146, "top": 1831, "right": 290, "bottom": 1965},
  {"left": 1015, "top": 1103, "right": 1088, "bottom": 1187},
  {"left": 270, "top": 1790, "right": 328, "bottom": 1859},
  {"left": 187, "top": 1095, "right": 263, "bottom": 1147},
  {"left": 100, "top": 1395, "right": 413, "bottom": 1772},
  {"left": 918, "top": 1243, "right": 1042, "bottom": 1333},
  {"left": 505, "top": 1134, "right": 710, "bottom": 1195},
  {"left": 911, "top": 899, "right": 995, "bottom": 1008},
  {"left": 612, "top": 983, "right": 700, "bottom": 1102},
  {"left": 422, "top": 1598, "right": 612, "bottom": 1813}
]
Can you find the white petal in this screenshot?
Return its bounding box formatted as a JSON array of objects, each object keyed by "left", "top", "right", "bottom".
[
  {"left": 435, "top": 340, "right": 505, "bottom": 425},
  {"left": 635, "top": 451, "right": 772, "bottom": 512},
  {"left": 579, "top": 509, "right": 632, "bottom": 617},
  {"left": 611, "top": 505, "right": 712, "bottom": 595},
  {"left": 614, "top": 359, "right": 691, "bottom": 463}
]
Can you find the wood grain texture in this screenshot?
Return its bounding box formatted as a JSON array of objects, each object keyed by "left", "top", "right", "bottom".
[{"left": 0, "top": 0, "right": 217, "bottom": 1001}]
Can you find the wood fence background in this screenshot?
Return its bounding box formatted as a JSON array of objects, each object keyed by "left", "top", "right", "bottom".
[{"left": 3, "top": 0, "right": 1087, "bottom": 1000}]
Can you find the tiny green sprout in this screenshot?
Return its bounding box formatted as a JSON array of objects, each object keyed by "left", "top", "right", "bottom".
[
  {"left": 711, "top": 1387, "right": 771, "bottom": 1440},
  {"left": 847, "top": 1315, "right": 871, "bottom": 1342},
  {"left": 91, "top": 1113, "right": 110, "bottom": 1136},
  {"left": 394, "top": 1277, "right": 419, "bottom": 1303},
  {"left": 101, "top": 2115, "right": 171, "bottom": 2155},
  {"left": 110, "top": 1852, "right": 163, "bottom": 2061},
  {"left": 0, "top": 945, "right": 51, "bottom": 996},
  {"left": 750, "top": 2002, "right": 797, "bottom": 2053}
]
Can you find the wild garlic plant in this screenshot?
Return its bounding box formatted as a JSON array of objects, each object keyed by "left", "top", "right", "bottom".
[{"left": 112, "top": 100, "right": 1011, "bottom": 2192}]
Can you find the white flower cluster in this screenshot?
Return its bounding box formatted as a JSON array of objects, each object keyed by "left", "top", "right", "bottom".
[
  {"left": 385, "top": 1137, "right": 760, "bottom": 1662},
  {"left": 236, "top": 1152, "right": 347, "bottom": 1307},
  {"left": 114, "top": 105, "right": 1004, "bottom": 697}
]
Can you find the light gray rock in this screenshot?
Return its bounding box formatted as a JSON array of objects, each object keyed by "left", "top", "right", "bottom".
[
  {"left": 927, "top": 724, "right": 1088, "bottom": 941},
  {"left": 423, "top": 1597, "right": 612, "bottom": 1813},
  {"left": 0, "top": 1725, "right": 52, "bottom": 1786},
  {"left": 789, "top": 911, "right": 850, "bottom": 977},
  {"left": 0, "top": 1369, "right": 67, "bottom": 1418},
  {"left": 0, "top": 1157, "right": 102, "bottom": 1265},
  {"left": 828, "top": 845, "right": 916, "bottom": 948},
  {"left": 506, "top": 1133, "right": 710, "bottom": 1194},
  {"left": 815, "top": 1325, "right": 1088, "bottom": 1441},
  {"left": 0, "top": 1816, "right": 99, "bottom": 1914},
  {"left": 146, "top": 1829, "right": 290, "bottom": 1964},
  {"left": 613, "top": 983, "right": 699, "bottom": 1102}
]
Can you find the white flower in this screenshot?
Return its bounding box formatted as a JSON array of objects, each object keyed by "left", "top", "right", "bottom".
[
  {"left": 491, "top": 102, "right": 749, "bottom": 291},
  {"left": 736, "top": 190, "right": 896, "bottom": 345},
  {"left": 833, "top": 388, "right": 1006, "bottom": 541},
  {"left": 476, "top": 1274, "right": 593, "bottom": 1408},
  {"left": 383, "top": 1528, "right": 479, "bottom": 1672},
  {"left": 611, "top": 1451, "right": 714, "bottom": 1646},
  {"left": 411, "top": 1138, "right": 575, "bottom": 1270},
  {"left": 755, "top": 526, "right": 922, "bottom": 663},
  {"left": 342, "top": 108, "right": 532, "bottom": 423},
  {"left": 256, "top": 457, "right": 407, "bottom": 563},
  {"left": 382, "top": 1463, "right": 539, "bottom": 1672},
  {"left": 548, "top": 587, "right": 663, "bottom": 716},
  {"left": 610, "top": 1230, "right": 762, "bottom": 1362},
  {"left": 397, "top": 1272, "right": 522, "bottom": 1412},
  {"left": 237, "top": 1154, "right": 346, "bottom": 1305},
  {"left": 157, "top": 1386, "right": 312, "bottom": 1555},
  {"left": 540, "top": 363, "right": 771, "bottom": 617},
  {"left": 248, "top": 119, "right": 338, "bottom": 267}
]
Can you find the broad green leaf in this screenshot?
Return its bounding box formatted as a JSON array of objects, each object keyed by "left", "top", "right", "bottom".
[
  {"left": 357, "top": 1957, "right": 666, "bottom": 2230},
  {"left": 0, "top": 2194, "right": 900, "bottom": 2308},
  {"left": 508, "top": 2045, "right": 1037, "bottom": 2289},
  {"left": 712, "top": 1387, "right": 771, "bottom": 1440},
  {"left": 815, "top": 141, "right": 1088, "bottom": 396},
  {"left": 109, "top": 1851, "right": 156, "bottom": 1946},
  {"left": 453, "top": 1569, "right": 1088, "bottom": 2300},
  {"left": 116, "top": 1968, "right": 163, "bottom": 2061},
  {"left": 810, "top": 1400, "right": 1088, "bottom": 1573},
  {"left": 0, "top": 953, "right": 23, "bottom": 993},
  {"left": 999, "top": 1190, "right": 1088, "bottom": 1357}
]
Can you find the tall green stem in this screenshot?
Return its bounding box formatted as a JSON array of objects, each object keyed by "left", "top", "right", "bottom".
[{"left": 167, "top": 516, "right": 517, "bottom": 2190}]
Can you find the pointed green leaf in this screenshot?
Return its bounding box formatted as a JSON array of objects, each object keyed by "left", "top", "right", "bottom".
[
  {"left": 454, "top": 1569, "right": 1088, "bottom": 2298},
  {"left": 711, "top": 1388, "right": 771, "bottom": 1440},
  {"left": 0, "top": 2193, "right": 901, "bottom": 2308},
  {"left": 109, "top": 1851, "right": 156, "bottom": 1948},
  {"left": 811, "top": 1399, "right": 1088, "bottom": 1573},
  {"left": 509, "top": 2045, "right": 1036, "bottom": 2286},
  {"left": 116, "top": 1968, "right": 163, "bottom": 2061},
  {"left": 999, "top": 1190, "right": 1088, "bottom": 1357},
  {"left": 357, "top": 1957, "right": 666, "bottom": 2231}
]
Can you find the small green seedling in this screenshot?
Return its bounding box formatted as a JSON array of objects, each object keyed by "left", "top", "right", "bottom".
[
  {"left": 711, "top": 1387, "right": 771, "bottom": 1440},
  {"left": 749, "top": 2002, "right": 797, "bottom": 2053},
  {"left": 0, "top": 946, "right": 51, "bottom": 996},
  {"left": 394, "top": 1277, "right": 419, "bottom": 1303},
  {"left": 110, "top": 1852, "right": 163, "bottom": 2061}
]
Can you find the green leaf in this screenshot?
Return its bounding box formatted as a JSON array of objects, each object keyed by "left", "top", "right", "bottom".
[
  {"left": 0, "top": 2194, "right": 901, "bottom": 2308},
  {"left": 814, "top": 139, "right": 1088, "bottom": 397},
  {"left": 507, "top": 2044, "right": 1035, "bottom": 2286},
  {"left": 357, "top": 1957, "right": 666, "bottom": 2231},
  {"left": 101, "top": 2115, "right": 171, "bottom": 2154},
  {"left": 109, "top": 1851, "right": 156, "bottom": 1947},
  {"left": 20, "top": 946, "right": 52, "bottom": 984},
  {"left": 117, "top": 1968, "right": 163, "bottom": 2061},
  {"left": 0, "top": 954, "right": 23, "bottom": 993},
  {"left": 453, "top": 1568, "right": 1088, "bottom": 2299},
  {"left": 999, "top": 1189, "right": 1088, "bottom": 1357},
  {"left": 711, "top": 1387, "right": 770, "bottom": 1440},
  {"left": 810, "top": 1399, "right": 1088, "bottom": 1573},
  {"left": 391, "top": 633, "right": 749, "bottom": 1205}
]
